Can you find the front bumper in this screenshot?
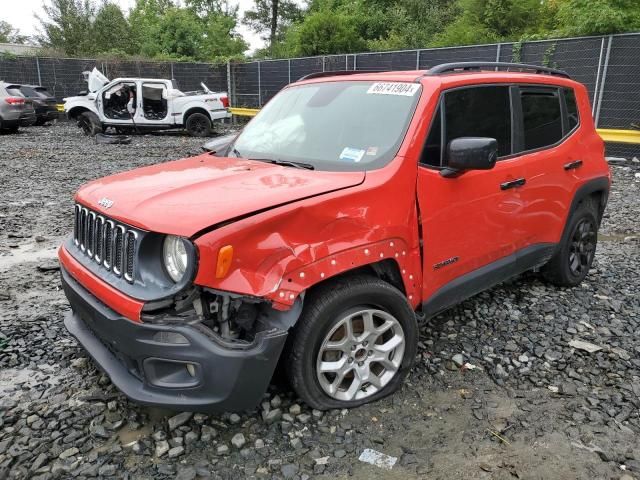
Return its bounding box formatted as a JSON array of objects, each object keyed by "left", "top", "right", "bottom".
[
  {"left": 210, "top": 109, "right": 232, "bottom": 121},
  {"left": 61, "top": 265, "right": 288, "bottom": 412}
]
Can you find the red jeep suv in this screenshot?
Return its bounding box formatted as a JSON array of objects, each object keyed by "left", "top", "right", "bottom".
[{"left": 60, "top": 62, "right": 611, "bottom": 412}]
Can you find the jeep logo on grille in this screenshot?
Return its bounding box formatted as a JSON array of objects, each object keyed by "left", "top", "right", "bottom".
[{"left": 98, "top": 197, "right": 114, "bottom": 209}]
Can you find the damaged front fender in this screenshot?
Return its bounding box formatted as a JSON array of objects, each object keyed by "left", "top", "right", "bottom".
[{"left": 192, "top": 161, "right": 423, "bottom": 312}]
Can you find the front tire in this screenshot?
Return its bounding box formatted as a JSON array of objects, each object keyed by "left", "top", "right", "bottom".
[
  {"left": 185, "top": 113, "right": 211, "bottom": 137},
  {"left": 77, "top": 111, "right": 102, "bottom": 136},
  {"left": 285, "top": 275, "right": 418, "bottom": 410},
  {"left": 542, "top": 198, "right": 599, "bottom": 287}
]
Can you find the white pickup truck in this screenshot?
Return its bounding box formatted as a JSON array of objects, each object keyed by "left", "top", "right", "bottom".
[{"left": 64, "top": 68, "right": 231, "bottom": 137}]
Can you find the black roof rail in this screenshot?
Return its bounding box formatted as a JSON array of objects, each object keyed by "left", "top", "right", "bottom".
[
  {"left": 425, "top": 62, "right": 571, "bottom": 79},
  {"left": 297, "top": 70, "right": 384, "bottom": 81}
]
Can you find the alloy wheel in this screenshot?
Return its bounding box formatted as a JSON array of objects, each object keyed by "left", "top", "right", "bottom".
[
  {"left": 316, "top": 308, "right": 405, "bottom": 402},
  {"left": 568, "top": 218, "right": 596, "bottom": 276},
  {"left": 190, "top": 117, "right": 208, "bottom": 135}
]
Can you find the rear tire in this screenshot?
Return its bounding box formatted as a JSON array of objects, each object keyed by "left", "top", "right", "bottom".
[
  {"left": 542, "top": 198, "right": 599, "bottom": 287},
  {"left": 77, "top": 111, "right": 102, "bottom": 136},
  {"left": 185, "top": 113, "right": 211, "bottom": 137},
  {"left": 285, "top": 275, "right": 418, "bottom": 410}
]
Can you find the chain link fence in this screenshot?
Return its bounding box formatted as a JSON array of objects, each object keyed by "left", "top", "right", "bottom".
[
  {"left": 1, "top": 32, "right": 639, "bottom": 155},
  {"left": 0, "top": 57, "right": 227, "bottom": 101},
  {"left": 227, "top": 33, "right": 639, "bottom": 157}
]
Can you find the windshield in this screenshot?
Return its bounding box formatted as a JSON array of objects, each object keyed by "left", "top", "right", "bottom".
[{"left": 231, "top": 81, "right": 421, "bottom": 172}]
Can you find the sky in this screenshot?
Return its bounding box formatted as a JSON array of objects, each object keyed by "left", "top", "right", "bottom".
[{"left": 1, "top": 0, "right": 267, "bottom": 53}]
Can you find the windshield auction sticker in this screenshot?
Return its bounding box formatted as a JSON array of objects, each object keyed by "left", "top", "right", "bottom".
[
  {"left": 367, "top": 82, "right": 420, "bottom": 96},
  {"left": 340, "top": 147, "right": 366, "bottom": 162}
]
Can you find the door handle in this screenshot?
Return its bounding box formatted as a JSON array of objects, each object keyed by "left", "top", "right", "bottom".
[
  {"left": 500, "top": 178, "right": 526, "bottom": 190},
  {"left": 564, "top": 160, "right": 583, "bottom": 170}
]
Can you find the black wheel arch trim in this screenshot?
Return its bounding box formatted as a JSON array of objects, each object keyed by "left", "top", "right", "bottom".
[{"left": 568, "top": 176, "right": 610, "bottom": 225}]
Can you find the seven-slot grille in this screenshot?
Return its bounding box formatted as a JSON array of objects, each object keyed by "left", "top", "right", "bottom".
[{"left": 73, "top": 204, "right": 137, "bottom": 283}]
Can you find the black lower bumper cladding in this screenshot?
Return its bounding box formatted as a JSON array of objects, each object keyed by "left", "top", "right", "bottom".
[{"left": 61, "top": 266, "right": 287, "bottom": 412}]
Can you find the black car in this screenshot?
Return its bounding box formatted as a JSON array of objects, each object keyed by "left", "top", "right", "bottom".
[{"left": 17, "top": 85, "right": 59, "bottom": 125}]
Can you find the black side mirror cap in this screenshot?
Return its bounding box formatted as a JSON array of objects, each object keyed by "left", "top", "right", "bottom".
[
  {"left": 440, "top": 137, "right": 498, "bottom": 177},
  {"left": 201, "top": 133, "right": 238, "bottom": 155}
]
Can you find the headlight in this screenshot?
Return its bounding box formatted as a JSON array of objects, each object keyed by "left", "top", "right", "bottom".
[{"left": 163, "top": 235, "right": 189, "bottom": 283}]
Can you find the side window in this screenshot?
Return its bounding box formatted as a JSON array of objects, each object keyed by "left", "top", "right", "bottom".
[
  {"left": 421, "top": 105, "right": 442, "bottom": 166},
  {"left": 520, "top": 88, "right": 563, "bottom": 150},
  {"left": 444, "top": 86, "right": 512, "bottom": 158},
  {"left": 564, "top": 87, "right": 579, "bottom": 131}
]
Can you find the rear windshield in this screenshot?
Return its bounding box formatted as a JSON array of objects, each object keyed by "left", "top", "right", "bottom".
[
  {"left": 6, "top": 86, "right": 23, "bottom": 97},
  {"left": 230, "top": 81, "right": 421, "bottom": 172},
  {"left": 19, "top": 86, "right": 39, "bottom": 97},
  {"left": 34, "top": 87, "right": 52, "bottom": 97}
]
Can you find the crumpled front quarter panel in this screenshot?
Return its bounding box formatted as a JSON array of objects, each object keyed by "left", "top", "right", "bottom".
[{"left": 193, "top": 158, "right": 424, "bottom": 310}]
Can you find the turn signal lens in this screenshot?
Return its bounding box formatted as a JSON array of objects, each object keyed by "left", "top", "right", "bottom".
[{"left": 216, "top": 245, "right": 233, "bottom": 278}]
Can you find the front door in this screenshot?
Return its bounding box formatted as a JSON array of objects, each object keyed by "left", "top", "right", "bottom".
[
  {"left": 416, "top": 85, "right": 527, "bottom": 315},
  {"left": 99, "top": 81, "right": 137, "bottom": 126}
]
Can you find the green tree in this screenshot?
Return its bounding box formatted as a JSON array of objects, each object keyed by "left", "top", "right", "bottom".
[
  {"left": 186, "top": 0, "right": 247, "bottom": 58},
  {"left": 365, "top": 0, "right": 459, "bottom": 51},
  {"left": 155, "top": 7, "right": 205, "bottom": 59},
  {"left": 37, "top": 0, "right": 96, "bottom": 55},
  {"left": 555, "top": 0, "right": 640, "bottom": 36},
  {"left": 0, "top": 21, "right": 29, "bottom": 44},
  {"left": 129, "top": 0, "right": 246, "bottom": 61},
  {"left": 272, "top": 0, "right": 458, "bottom": 56},
  {"left": 285, "top": 8, "right": 366, "bottom": 56},
  {"left": 432, "top": 0, "right": 549, "bottom": 46},
  {"left": 243, "top": 0, "right": 303, "bottom": 56},
  {"left": 92, "top": 2, "right": 135, "bottom": 55},
  {"left": 200, "top": 11, "right": 247, "bottom": 59},
  {"left": 128, "top": 0, "right": 176, "bottom": 57}
]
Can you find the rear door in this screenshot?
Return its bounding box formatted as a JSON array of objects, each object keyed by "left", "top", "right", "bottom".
[
  {"left": 416, "top": 84, "right": 528, "bottom": 313},
  {"left": 140, "top": 82, "right": 172, "bottom": 126},
  {"left": 511, "top": 85, "right": 581, "bottom": 252}
]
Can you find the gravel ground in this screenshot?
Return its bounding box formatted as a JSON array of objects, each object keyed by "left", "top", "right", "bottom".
[{"left": 1, "top": 122, "right": 639, "bottom": 480}]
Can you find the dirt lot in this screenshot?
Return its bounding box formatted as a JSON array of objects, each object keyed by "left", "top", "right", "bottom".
[{"left": 0, "top": 122, "right": 639, "bottom": 480}]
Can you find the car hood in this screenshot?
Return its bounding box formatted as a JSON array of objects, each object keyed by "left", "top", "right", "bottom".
[{"left": 75, "top": 154, "right": 366, "bottom": 237}]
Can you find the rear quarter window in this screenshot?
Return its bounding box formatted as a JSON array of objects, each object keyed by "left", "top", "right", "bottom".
[
  {"left": 564, "top": 87, "right": 579, "bottom": 131},
  {"left": 520, "top": 88, "right": 563, "bottom": 150}
]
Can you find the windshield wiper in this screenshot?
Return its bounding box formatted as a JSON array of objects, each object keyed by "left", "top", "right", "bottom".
[{"left": 250, "top": 158, "right": 315, "bottom": 170}]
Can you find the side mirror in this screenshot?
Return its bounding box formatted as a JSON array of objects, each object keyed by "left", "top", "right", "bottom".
[
  {"left": 441, "top": 137, "right": 498, "bottom": 178},
  {"left": 201, "top": 133, "right": 238, "bottom": 155}
]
